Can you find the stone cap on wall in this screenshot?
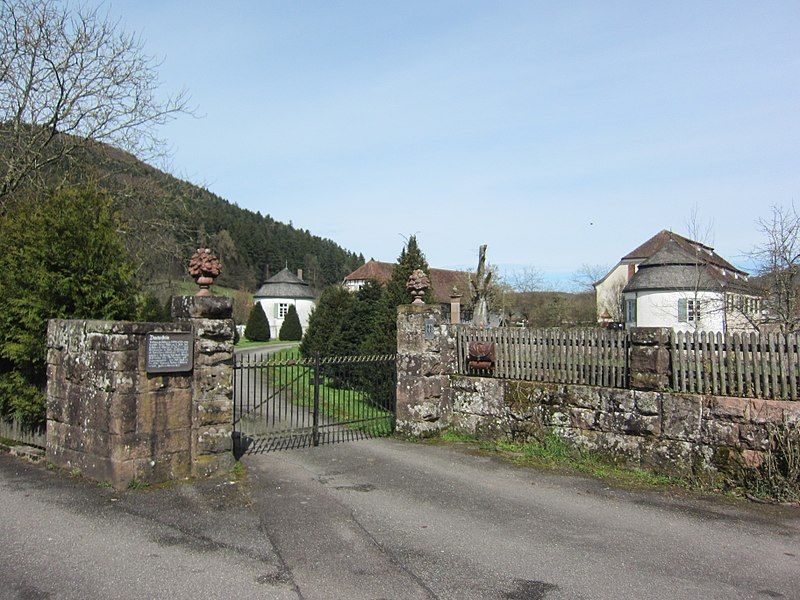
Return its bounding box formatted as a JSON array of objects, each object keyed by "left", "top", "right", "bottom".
[
  {"left": 47, "top": 319, "right": 192, "bottom": 350},
  {"left": 629, "top": 327, "right": 671, "bottom": 346},
  {"left": 171, "top": 296, "right": 233, "bottom": 320},
  {"left": 398, "top": 304, "right": 447, "bottom": 316}
]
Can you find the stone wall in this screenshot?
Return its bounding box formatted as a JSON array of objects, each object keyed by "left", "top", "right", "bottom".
[
  {"left": 46, "top": 297, "right": 234, "bottom": 488},
  {"left": 396, "top": 307, "right": 800, "bottom": 477},
  {"left": 448, "top": 377, "right": 800, "bottom": 476}
]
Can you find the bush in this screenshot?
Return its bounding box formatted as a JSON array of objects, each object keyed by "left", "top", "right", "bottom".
[
  {"left": 138, "top": 294, "right": 169, "bottom": 322},
  {"left": 279, "top": 304, "right": 303, "bottom": 341},
  {"left": 0, "top": 371, "right": 45, "bottom": 430},
  {"left": 245, "top": 302, "right": 271, "bottom": 341},
  {"left": 0, "top": 185, "right": 138, "bottom": 428}
]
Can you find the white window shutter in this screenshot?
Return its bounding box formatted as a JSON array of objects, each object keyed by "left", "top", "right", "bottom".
[{"left": 273, "top": 303, "right": 279, "bottom": 318}]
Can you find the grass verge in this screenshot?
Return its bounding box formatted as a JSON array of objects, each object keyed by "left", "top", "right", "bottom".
[{"left": 427, "top": 430, "right": 687, "bottom": 491}]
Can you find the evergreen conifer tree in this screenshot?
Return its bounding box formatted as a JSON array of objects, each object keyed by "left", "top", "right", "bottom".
[
  {"left": 299, "top": 286, "right": 355, "bottom": 358},
  {"left": 385, "top": 235, "right": 433, "bottom": 306},
  {"left": 0, "top": 185, "right": 138, "bottom": 428},
  {"left": 339, "top": 281, "right": 384, "bottom": 356},
  {"left": 244, "top": 302, "right": 271, "bottom": 342},
  {"left": 364, "top": 235, "right": 433, "bottom": 357},
  {"left": 279, "top": 305, "right": 303, "bottom": 341}
]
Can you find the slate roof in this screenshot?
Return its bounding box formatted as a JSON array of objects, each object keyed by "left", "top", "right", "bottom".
[
  {"left": 254, "top": 268, "right": 315, "bottom": 299},
  {"left": 623, "top": 240, "right": 754, "bottom": 294},
  {"left": 622, "top": 230, "right": 745, "bottom": 275},
  {"left": 344, "top": 259, "right": 471, "bottom": 303}
]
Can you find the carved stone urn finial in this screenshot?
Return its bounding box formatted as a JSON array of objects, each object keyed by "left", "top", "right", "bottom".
[
  {"left": 406, "top": 269, "right": 431, "bottom": 305},
  {"left": 188, "top": 248, "right": 222, "bottom": 297}
]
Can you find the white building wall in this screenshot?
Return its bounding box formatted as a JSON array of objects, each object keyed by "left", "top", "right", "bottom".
[
  {"left": 343, "top": 279, "right": 364, "bottom": 293},
  {"left": 595, "top": 263, "right": 630, "bottom": 321},
  {"left": 623, "top": 290, "right": 727, "bottom": 332},
  {"left": 255, "top": 298, "right": 315, "bottom": 339}
]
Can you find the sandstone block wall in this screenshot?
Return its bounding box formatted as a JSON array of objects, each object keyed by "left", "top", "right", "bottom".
[
  {"left": 46, "top": 320, "right": 194, "bottom": 487},
  {"left": 396, "top": 308, "right": 800, "bottom": 477},
  {"left": 46, "top": 296, "right": 235, "bottom": 488},
  {"left": 448, "top": 377, "right": 800, "bottom": 476}
]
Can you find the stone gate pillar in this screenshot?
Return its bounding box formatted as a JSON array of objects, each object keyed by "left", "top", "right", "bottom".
[
  {"left": 172, "top": 296, "right": 236, "bottom": 476},
  {"left": 396, "top": 304, "right": 457, "bottom": 436}
]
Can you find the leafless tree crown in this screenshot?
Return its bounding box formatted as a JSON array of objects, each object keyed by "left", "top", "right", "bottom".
[
  {"left": 0, "top": 0, "right": 189, "bottom": 203},
  {"left": 751, "top": 204, "right": 800, "bottom": 332}
]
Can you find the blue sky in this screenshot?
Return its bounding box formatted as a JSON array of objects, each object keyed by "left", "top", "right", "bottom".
[{"left": 99, "top": 1, "right": 799, "bottom": 288}]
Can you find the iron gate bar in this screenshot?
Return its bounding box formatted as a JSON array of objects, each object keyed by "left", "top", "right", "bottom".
[{"left": 233, "top": 351, "right": 396, "bottom": 457}]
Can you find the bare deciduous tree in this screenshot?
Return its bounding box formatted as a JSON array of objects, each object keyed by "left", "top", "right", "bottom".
[
  {"left": 751, "top": 204, "right": 800, "bottom": 333},
  {"left": 507, "top": 266, "right": 545, "bottom": 293},
  {"left": 571, "top": 263, "right": 608, "bottom": 292},
  {"left": 0, "top": 0, "right": 189, "bottom": 205}
]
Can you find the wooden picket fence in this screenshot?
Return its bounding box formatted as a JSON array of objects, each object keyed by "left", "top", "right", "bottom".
[
  {"left": 0, "top": 418, "right": 45, "bottom": 448},
  {"left": 670, "top": 330, "right": 800, "bottom": 400},
  {"left": 456, "top": 327, "right": 629, "bottom": 388}
]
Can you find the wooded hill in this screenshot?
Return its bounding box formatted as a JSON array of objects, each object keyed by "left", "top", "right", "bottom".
[{"left": 1, "top": 135, "right": 364, "bottom": 295}]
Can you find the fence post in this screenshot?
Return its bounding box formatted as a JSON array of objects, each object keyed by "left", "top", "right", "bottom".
[
  {"left": 628, "top": 327, "right": 672, "bottom": 391},
  {"left": 312, "top": 352, "right": 321, "bottom": 447}
]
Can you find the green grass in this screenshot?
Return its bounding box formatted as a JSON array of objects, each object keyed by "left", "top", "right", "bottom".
[
  {"left": 264, "top": 347, "right": 393, "bottom": 431},
  {"left": 171, "top": 279, "right": 244, "bottom": 299},
  {"left": 430, "top": 430, "right": 682, "bottom": 490},
  {"left": 235, "top": 339, "right": 299, "bottom": 349},
  {"left": 231, "top": 461, "right": 246, "bottom": 479},
  {"left": 127, "top": 478, "right": 150, "bottom": 490}
]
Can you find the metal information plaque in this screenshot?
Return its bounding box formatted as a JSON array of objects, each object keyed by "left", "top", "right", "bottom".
[
  {"left": 145, "top": 332, "right": 193, "bottom": 374},
  {"left": 424, "top": 318, "right": 435, "bottom": 341}
]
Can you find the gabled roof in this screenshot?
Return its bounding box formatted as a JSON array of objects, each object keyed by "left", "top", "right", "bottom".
[
  {"left": 344, "top": 260, "right": 395, "bottom": 283},
  {"left": 254, "top": 268, "right": 315, "bottom": 299},
  {"left": 344, "top": 259, "right": 470, "bottom": 303},
  {"left": 623, "top": 240, "right": 754, "bottom": 294}
]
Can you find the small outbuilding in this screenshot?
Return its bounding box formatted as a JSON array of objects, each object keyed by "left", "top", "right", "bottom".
[{"left": 253, "top": 268, "right": 315, "bottom": 339}]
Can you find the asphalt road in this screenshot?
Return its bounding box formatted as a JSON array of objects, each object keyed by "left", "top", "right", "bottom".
[
  {"left": 1, "top": 438, "right": 798, "bottom": 600},
  {"left": 0, "top": 454, "right": 298, "bottom": 600},
  {"left": 244, "top": 438, "right": 800, "bottom": 600}
]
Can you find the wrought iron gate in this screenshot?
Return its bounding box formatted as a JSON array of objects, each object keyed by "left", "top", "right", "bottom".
[{"left": 232, "top": 351, "right": 396, "bottom": 456}]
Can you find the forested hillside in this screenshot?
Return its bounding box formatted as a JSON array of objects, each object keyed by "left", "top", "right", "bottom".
[{"left": 1, "top": 136, "right": 364, "bottom": 294}]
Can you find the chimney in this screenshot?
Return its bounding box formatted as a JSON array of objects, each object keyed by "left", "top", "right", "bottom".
[{"left": 297, "top": 268, "right": 304, "bottom": 281}]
